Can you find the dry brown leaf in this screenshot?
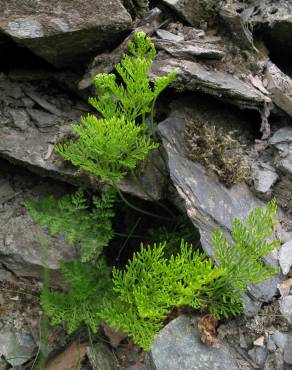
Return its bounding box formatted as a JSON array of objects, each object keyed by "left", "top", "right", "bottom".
[
  {"left": 102, "top": 321, "right": 127, "bottom": 348},
  {"left": 44, "top": 342, "right": 88, "bottom": 370},
  {"left": 198, "top": 315, "right": 221, "bottom": 348}
]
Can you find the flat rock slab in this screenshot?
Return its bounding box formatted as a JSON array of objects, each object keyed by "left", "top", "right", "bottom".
[
  {"left": 0, "top": 0, "right": 132, "bottom": 67},
  {"left": 152, "top": 57, "right": 270, "bottom": 110},
  {"left": 145, "top": 315, "right": 239, "bottom": 370},
  {"left": 0, "top": 74, "right": 165, "bottom": 200},
  {"left": 158, "top": 97, "right": 282, "bottom": 302}
]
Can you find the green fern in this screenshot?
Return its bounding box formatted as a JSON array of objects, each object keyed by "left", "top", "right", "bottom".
[
  {"left": 41, "top": 259, "right": 113, "bottom": 333},
  {"left": 102, "top": 200, "right": 280, "bottom": 351},
  {"left": 55, "top": 32, "right": 175, "bottom": 183},
  {"left": 27, "top": 188, "right": 116, "bottom": 262},
  {"left": 89, "top": 31, "right": 176, "bottom": 124},
  {"left": 55, "top": 116, "right": 158, "bottom": 183}
]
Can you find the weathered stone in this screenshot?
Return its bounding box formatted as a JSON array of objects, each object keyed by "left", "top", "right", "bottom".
[
  {"left": 269, "top": 127, "right": 292, "bottom": 179},
  {"left": 279, "top": 240, "right": 292, "bottom": 275},
  {"left": 0, "top": 0, "right": 132, "bottom": 67},
  {"left": 266, "top": 63, "right": 292, "bottom": 117},
  {"left": 153, "top": 38, "right": 225, "bottom": 60},
  {"left": 248, "top": 346, "right": 268, "bottom": 367},
  {"left": 0, "top": 75, "right": 166, "bottom": 201},
  {"left": 156, "top": 29, "right": 184, "bottom": 42},
  {"left": 284, "top": 337, "right": 292, "bottom": 365},
  {"left": 253, "top": 163, "right": 279, "bottom": 194},
  {"left": 160, "top": 0, "right": 217, "bottom": 28},
  {"left": 86, "top": 343, "right": 117, "bottom": 370},
  {"left": 151, "top": 58, "right": 271, "bottom": 110},
  {"left": 271, "top": 331, "right": 288, "bottom": 350},
  {"left": 247, "top": 275, "right": 283, "bottom": 303},
  {"left": 0, "top": 326, "right": 36, "bottom": 366},
  {"left": 145, "top": 315, "right": 238, "bottom": 370},
  {"left": 279, "top": 296, "right": 292, "bottom": 324}
]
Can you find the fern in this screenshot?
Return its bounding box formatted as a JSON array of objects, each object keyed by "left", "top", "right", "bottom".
[
  {"left": 55, "top": 32, "right": 175, "bottom": 183},
  {"left": 102, "top": 200, "right": 280, "bottom": 351},
  {"left": 55, "top": 116, "right": 158, "bottom": 183},
  {"left": 27, "top": 188, "right": 116, "bottom": 262},
  {"left": 41, "top": 259, "right": 113, "bottom": 333},
  {"left": 89, "top": 32, "right": 176, "bottom": 124}
]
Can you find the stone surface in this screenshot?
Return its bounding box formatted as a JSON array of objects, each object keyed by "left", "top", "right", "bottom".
[
  {"left": 0, "top": 326, "right": 36, "bottom": 366},
  {"left": 153, "top": 38, "right": 225, "bottom": 60},
  {"left": 253, "top": 163, "right": 279, "bottom": 194},
  {"left": 271, "top": 331, "right": 289, "bottom": 350},
  {"left": 145, "top": 315, "right": 239, "bottom": 370},
  {"left": 266, "top": 63, "right": 292, "bottom": 117},
  {"left": 156, "top": 29, "right": 184, "bottom": 42},
  {"left": 0, "top": 160, "right": 76, "bottom": 279},
  {"left": 160, "top": 0, "right": 217, "bottom": 28},
  {"left": 284, "top": 337, "right": 292, "bottom": 365},
  {"left": 279, "top": 295, "right": 292, "bottom": 324},
  {"left": 269, "top": 127, "right": 292, "bottom": 179},
  {"left": 86, "top": 343, "right": 117, "bottom": 370},
  {"left": 0, "top": 0, "right": 132, "bottom": 67},
  {"left": 0, "top": 74, "right": 166, "bottom": 201},
  {"left": 279, "top": 240, "right": 292, "bottom": 275},
  {"left": 248, "top": 346, "right": 268, "bottom": 367},
  {"left": 151, "top": 57, "right": 271, "bottom": 110}
]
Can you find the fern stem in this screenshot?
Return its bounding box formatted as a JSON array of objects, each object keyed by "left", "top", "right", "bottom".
[
  {"left": 116, "top": 217, "right": 141, "bottom": 262},
  {"left": 113, "top": 183, "right": 171, "bottom": 221},
  {"left": 150, "top": 97, "right": 157, "bottom": 141}
]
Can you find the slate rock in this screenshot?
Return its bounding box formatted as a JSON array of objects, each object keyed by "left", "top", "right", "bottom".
[
  {"left": 0, "top": 326, "right": 36, "bottom": 366},
  {"left": 0, "top": 0, "right": 132, "bottom": 67},
  {"left": 266, "top": 62, "right": 292, "bottom": 117},
  {"left": 151, "top": 57, "right": 270, "bottom": 110},
  {"left": 86, "top": 343, "right": 117, "bottom": 370},
  {"left": 279, "top": 295, "right": 292, "bottom": 324},
  {"left": 248, "top": 346, "right": 268, "bottom": 368},
  {"left": 253, "top": 163, "right": 279, "bottom": 194},
  {"left": 279, "top": 239, "right": 292, "bottom": 275},
  {"left": 284, "top": 336, "right": 292, "bottom": 365},
  {"left": 156, "top": 29, "right": 184, "bottom": 42},
  {"left": 145, "top": 315, "right": 238, "bottom": 370},
  {"left": 271, "top": 331, "right": 288, "bottom": 350}
]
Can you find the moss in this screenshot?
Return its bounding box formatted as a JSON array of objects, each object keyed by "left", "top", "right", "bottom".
[{"left": 185, "top": 118, "right": 250, "bottom": 187}]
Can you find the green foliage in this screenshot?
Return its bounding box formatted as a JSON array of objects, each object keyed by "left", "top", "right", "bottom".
[
  {"left": 89, "top": 32, "right": 176, "bottom": 124},
  {"left": 55, "top": 32, "right": 175, "bottom": 183},
  {"left": 41, "top": 259, "right": 113, "bottom": 333},
  {"left": 27, "top": 188, "right": 116, "bottom": 262},
  {"left": 185, "top": 118, "right": 250, "bottom": 186},
  {"left": 55, "top": 116, "right": 158, "bottom": 183},
  {"left": 102, "top": 200, "right": 280, "bottom": 351}
]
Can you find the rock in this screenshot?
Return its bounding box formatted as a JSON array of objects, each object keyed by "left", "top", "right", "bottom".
[
  {"left": 248, "top": 346, "right": 268, "bottom": 367},
  {"left": 266, "top": 63, "right": 292, "bottom": 117},
  {"left": 0, "top": 161, "right": 76, "bottom": 280},
  {"left": 160, "top": 0, "right": 217, "bottom": 28},
  {"left": 0, "top": 0, "right": 132, "bottom": 67},
  {"left": 279, "top": 240, "right": 292, "bottom": 275},
  {"left": 247, "top": 275, "right": 283, "bottom": 303},
  {"left": 0, "top": 326, "right": 37, "bottom": 366},
  {"left": 253, "top": 163, "right": 279, "bottom": 194},
  {"left": 145, "top": 315, "right": 239, "bottom": 370},
  {"left": 271, "top": 331, "right": 288, "bottom": 350},
  {"left": 156, "top": 29, "right": 184, "bottom": 42},
  {"left": 242, "top": 295, "right": 262, "bottom": 315},
  {"left": 269, "top": 127, "right": 292, "bottom": 178},
  {"left": 127, "top": 364, "right": 145, "bottom": 370},
  {"left": 284, "top": 336, "right": 292, "bottom": 365},
  {"left": 86, "top": 343, "right": 117, "bottom": 370},
  {"left": 151, "top": 58, "right": 271, "bottom": 110},
  {"left": 0, "top": 75, "right": 166, "bottom": 201},
  {"left": 278, "top": 278, "right": 292, "bottom": 297},
  {"left": 254, "top": 336, "right": 265, "bottom": 347},
  {"left": 153, "top": 38, "right": 225, "bottom": 60},
  {"left": 0, "top": 358, "right": 7, "bottom": 370},
  {"left": 279, "top": 295, "right": 292, "bottom": 324}
]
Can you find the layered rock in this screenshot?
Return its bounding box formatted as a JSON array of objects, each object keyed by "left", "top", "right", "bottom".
[{"left": 0, "top": 0, "right": 132, "bottom": 67}]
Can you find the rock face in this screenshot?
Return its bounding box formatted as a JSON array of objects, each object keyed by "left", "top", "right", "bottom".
[
  {"left": 145, "top": 315, "right": 239, "bottom": 370},
  {"left": 0, "top": 74, "right": 166, "bottom": 200},
  {"left": 0, "top": 0, "right": 132, "bottom": 67}
]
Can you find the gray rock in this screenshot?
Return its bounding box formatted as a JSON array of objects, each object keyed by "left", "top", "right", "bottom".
[
  {"left": 151, "top": 58, "right": 271, "bottom": 110},
  {"left": 158, "top": 98, "right": 282, "bottom": 303},
  {"left": 156, "top": 29, "right": 184, "bottom": 42},
  {"left": 253, "top": 163, "right": 279, "bottom": 194},
  {"left": 8, "top": 109, "right": 30, "bottom": 131},
  {"left": 0, "top": 179, "right": 16, "bottom": 204},
  {"left": 279, "top": 239, "right": 292, "bottom": 275},
  {"left": 0, "top": 75, "right": 165, "bottom": 201},
  {"left": 0, "top": 0, "right": 132, "bottom": 67},
  {"left": 86, "top": 343, "right": 117, "bottom": 370},
  {"left": 154, "top": 38, "right": 225, "bottom": 60},
  {"left": 284, "top": 337, "right": 292, "bottom": 365},
  {"left": 271, "top": 331, "right": 288, "bottom": 350},
  {"left": 160, "top": 0, "right": 217, "bottom": 28},
  {"left": 266, "top": 63, "right": 292, "bottom": 117},
  {"left": 279, "top": 296, "right": 292, "bottom": 324},
  {"left": 248, "top": 346, "right": 268, "bottom": 367},
  {"left": 145, "top": 315, "right": 238, "bottom": 370},
  {"left": 0, "top": 327, "right": 36, "bottom": 366},
  {"left": 270, "top": 127, "right": 292, "bottom": 146}
]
